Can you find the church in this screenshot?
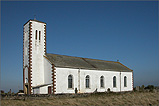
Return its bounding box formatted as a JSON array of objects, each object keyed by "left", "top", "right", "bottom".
[{"left": 23, "top": 19, "right": 133, "bottom": 95}]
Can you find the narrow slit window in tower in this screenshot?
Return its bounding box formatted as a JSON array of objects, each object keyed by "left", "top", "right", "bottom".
[
  {"left": 39, "top": 31, "right": 41, "bottom": 41},
  {"left": 35, "top": 30, "right": 37, "bottom": 40}
]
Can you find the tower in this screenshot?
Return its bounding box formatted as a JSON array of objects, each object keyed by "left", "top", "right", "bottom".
[{"left": 23, "top": 19, "right": 46, "bottom": 94}]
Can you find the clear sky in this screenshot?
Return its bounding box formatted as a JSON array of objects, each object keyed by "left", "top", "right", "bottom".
[{"left": 1, "top": 1, "right": 158, "bottom": 93}]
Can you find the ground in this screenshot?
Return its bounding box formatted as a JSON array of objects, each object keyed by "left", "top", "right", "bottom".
[{"left": 1, "top": 91, "right": 159, "bottom": 106}]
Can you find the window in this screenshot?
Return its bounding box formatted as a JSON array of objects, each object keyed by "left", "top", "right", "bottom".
[
  {"left": 86, "top": 75, "right": 90, "bottom": 88},
  {"left": 124, "top": 76, "right": 127, "bottom": 87},
  {"left": 35, "top": 30, "right": 37, "bottom": 40},
  {"left": 113, "top": 76, "right": 116, "bottom": 87},
  {"left": 68, "top": 75, "right": 73, "bottom": 88},
  {"left": 100, "top": 76, "right": 104, "bottom": 88},
  {"left": 39, "top": 31, "right": 41, "bottom": 40}
]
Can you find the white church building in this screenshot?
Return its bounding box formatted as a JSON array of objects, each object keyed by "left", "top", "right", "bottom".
[{"left": 23, "top": 19, "right": 133, "bottom": 95}]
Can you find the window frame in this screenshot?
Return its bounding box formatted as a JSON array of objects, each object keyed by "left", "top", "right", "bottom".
[
  {"left": 85, "top": 75, "right": 90, "bottom": 88},
  {"left": 68, "top": 74, "right": 73, "bottom": 89},
  {"left": 39, "top": 31, "right": 41, "bottom": 41},
  {"left": 113, "top": 76, "right": 116, "bottom": 88},
  {"left": 35, "top": 30, "right": 37, "bottom": 40},
  {"left": 100, "top": 76, "right": 104, "bottom": 88},
  {"left": 124, "top": 76, "right": 127, "bottom": 87}
]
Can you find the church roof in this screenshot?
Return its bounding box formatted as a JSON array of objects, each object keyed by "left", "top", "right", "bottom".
[{"left": 45, "top": 53, "right": 133, "bottom": 72}]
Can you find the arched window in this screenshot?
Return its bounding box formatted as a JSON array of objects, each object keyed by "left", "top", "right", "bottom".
[
  {"left": 100, "top": 76, "right": 104, "bottom": 88},
  {"left": 124, "top": 76, "right": 127, "bottom": 87},
  {"left": 68, "top": 75, "right": 73, "bottom": 88},
  {"left": 35, "top": 30, "right": 37, "bottom": 40},
  {"left": 113, "top": 76, "right": 116, "bottom": 87},
  {"left": 86, "top": 75, "right": 90, "bottom": 88}
]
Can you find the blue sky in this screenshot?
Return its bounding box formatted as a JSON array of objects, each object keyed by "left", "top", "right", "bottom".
[{"left": 1, "top": 1, "right": 158, "bottom": 93}]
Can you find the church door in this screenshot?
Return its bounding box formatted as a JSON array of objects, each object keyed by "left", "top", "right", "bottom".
[{"left": 48, "top": 86, "right": 51, "bottom": 94}]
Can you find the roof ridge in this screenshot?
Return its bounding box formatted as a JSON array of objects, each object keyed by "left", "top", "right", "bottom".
[{"left": 47, "top": 53, "right": 117, "bottom": 63}]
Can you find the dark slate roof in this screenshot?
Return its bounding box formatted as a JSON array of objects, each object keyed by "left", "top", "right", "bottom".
[{"left": 45, "top": 53, "right": 132, "bottom": 72}]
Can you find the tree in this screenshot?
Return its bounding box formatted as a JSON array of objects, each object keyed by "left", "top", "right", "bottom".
[{"left": 145, "top": 85, "right": 155, "bottom": 91}]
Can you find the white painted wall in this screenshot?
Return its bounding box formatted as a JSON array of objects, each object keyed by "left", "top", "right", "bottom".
[
  {"left": 120, "top": 72, "right": 133, "bottom": 91},
  {"left": 55, "top": 67, "right": 133, "bottom": 94},
  {"left": 55, "top": 67, "right": 78, "bottom": 94},
  {"left": 44, "top": 57, "right": 52, "bottom": 84},
  {"left": 33, "top": 84, "right": 52, "bottom": 94},
  {"left": 39, "top": 86, "right": 48, "bottom": 94},
  {"left": 33, "top": 88, "right": 40, "bottom": 94},
  {"left": 32, "top": 57, "right": 52, "bottom": 94},
  {"left": 23, "top": 22, "right": 30, "bottom": 82},
  {"left": 30, "top": 21, "right": 46, "bottom": 93}
]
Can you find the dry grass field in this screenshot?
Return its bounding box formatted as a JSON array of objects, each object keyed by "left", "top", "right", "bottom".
[{"left": 1, "top": 91, "right": 159, "bottom": 106}]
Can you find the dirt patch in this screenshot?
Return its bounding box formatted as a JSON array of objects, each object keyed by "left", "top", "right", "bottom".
[{"left": 1, "top": 91, "right": 159, "bottom": 106}]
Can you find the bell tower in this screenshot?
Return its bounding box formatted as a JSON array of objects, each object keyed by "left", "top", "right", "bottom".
[{"left": 23, "top": 19, "right": 46, "bottom": 94}]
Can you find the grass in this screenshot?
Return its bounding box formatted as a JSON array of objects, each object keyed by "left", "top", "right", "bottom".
[{"left": 1, "top": 91, "right": 159, "bottom": 106}]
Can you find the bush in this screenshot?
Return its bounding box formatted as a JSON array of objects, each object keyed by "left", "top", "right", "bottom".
[
  {"left": 107, "top": 88, "right": 110, "bottom": 92},
  {"left": 145, "top": 85, "right": 155, "bottom": 92}
]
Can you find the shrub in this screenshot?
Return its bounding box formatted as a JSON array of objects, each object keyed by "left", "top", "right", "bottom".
[
  {"left": 107, "top": 88, "right": 110, "bottom": 92},
  {"left": 145, "top": 85, "right": 155, "bottom": 92}
]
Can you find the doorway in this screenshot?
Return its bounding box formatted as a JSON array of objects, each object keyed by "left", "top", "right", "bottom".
[
  {"left": 25, "top": 84, "right": 29, "bottom": 94},
  {"left": 48, "top": 86, "right": 51, "bottom": 94}
]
